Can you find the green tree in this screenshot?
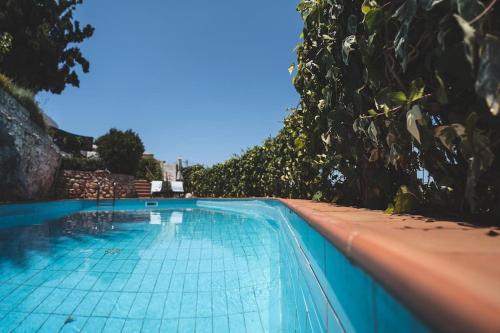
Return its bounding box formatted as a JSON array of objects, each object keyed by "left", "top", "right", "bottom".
[
  {"left": 95, "top": 129, "right": 145, "bottom": 175},
  {"left": 0, "top": 0, "right": 94, "bottom": 93},
  {"left": 136, "top": 157, "right": 164, "bottom": 181}
]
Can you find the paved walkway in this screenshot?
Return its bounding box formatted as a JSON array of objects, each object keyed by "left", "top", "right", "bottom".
[{"left": 280, "top": 199, "right": 500, "bottom": 333}]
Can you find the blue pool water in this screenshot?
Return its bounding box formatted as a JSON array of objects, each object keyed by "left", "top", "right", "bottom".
[{"left": 0, "top": 199, "right": 428, "bottom": 332}]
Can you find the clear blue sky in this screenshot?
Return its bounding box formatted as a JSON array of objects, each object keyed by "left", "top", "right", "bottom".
[{"left": 37, "top": 0, "right": 302, "bottom": 166}]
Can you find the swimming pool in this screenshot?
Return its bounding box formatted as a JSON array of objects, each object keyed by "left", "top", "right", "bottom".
[{"left": 0, "top": 199, "right": 428, "bottom": 332}]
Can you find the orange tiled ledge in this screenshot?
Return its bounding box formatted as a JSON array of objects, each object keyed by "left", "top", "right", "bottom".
[{"left": 278, "top": 199, "right": 500, "bottom": 333}]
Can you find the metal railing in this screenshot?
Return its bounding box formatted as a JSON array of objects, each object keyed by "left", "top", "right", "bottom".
[{"left": 96, "top": 181, "right": 117, "bottom": 208}]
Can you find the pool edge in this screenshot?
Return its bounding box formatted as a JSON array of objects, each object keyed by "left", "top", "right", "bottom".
[{"left": 277, "top": 198, "right": 500, "bottom": 333}]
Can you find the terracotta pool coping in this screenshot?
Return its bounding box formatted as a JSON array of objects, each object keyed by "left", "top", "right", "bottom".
[{"left": 278, "top": 199, "right": 500, "bottom": 333}]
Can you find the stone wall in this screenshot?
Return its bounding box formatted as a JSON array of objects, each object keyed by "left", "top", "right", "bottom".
[
  {"left": 0, "top": 88, "right": 61, "bottom": 201},
  {"left": 56, "top": 170, "right": 137, "bottom": 199}
]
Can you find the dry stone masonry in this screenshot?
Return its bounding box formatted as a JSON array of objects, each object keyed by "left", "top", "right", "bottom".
[
  {"left": 56, "top": 170, "right": 136, "bottom": 199},
  {"left": 0, "top": 88, "right": 61, "bottom": 201}
]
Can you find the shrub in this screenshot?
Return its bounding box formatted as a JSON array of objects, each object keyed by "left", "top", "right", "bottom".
[
  {"left": 95, "top": 129, "right": 144, "bottom": 175},
  {"left": 136, "top": 157, "right": 164, "bottom": 181},
  {"left": 61, "top": 157, "right": 104, "bottom": 172},
  {"left": 182, "top": 0, "right": 500, "bottom": 222}
]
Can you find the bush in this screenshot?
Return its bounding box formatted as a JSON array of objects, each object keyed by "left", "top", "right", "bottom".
[
  {"left": 95, "top": 129, "right": 144, "bottom": 175},
  {"left": 183, "top": 1, "right": 500, "bottom": 222},
  {"left": 0, "top": 73, "right": 46, "bottom": 130},
  {"left": 136, "top": 157, "right": 164, "bottom": 181},
  {"left": 61, "top": 157, "right": 104, "bottom": 172}
]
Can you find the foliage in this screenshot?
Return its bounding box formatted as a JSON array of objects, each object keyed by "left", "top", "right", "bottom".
[
  {"left": 95, "top": 129, "right": 144, "bottom": 175},
  {"left": 61, "top": 157, "right": 104, "bottom": 172},
  {"left": 0, "top": 0, "right": 94, "bottom": 93},
  {"left": 0, "top": 73, "right": 46, "bottom": 129},
  {"left": 0, "top": 32, "right": 12, "bottom": 59},
  {"left": 136, "top": 157, "right": 164, "bottom": 181},
  {"left": 182, "top": 164, "right": 205, "bottom": 194},
  {"left": 48, "top": 127, "right": 93, "bottom": 156},
  {"left": 183, "top": 0, "right": 500, "bottom": 220}
]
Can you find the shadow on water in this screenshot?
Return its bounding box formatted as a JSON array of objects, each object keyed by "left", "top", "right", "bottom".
[
  {"left": 0, "top": 210, "right": 152, "bottom": 268},
  {"left": 0, "top": 207, "right": 279, "bottom": 268}
]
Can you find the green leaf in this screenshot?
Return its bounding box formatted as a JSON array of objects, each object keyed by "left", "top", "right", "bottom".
[
  {"left": 361, "top": 0, "right": 379, "bottom": 14},
  {"left": 409, "top": 78, "right": 425, "bottom": 102},
  {"left": 419, "top": 0, "right": 444, "bottom": 11},
  {"left": 475, "top": 36, "right": 500, "bottom": 115},
  {"left": 386, "top": 185, "right": 418, "bottom": 214},
  {"left": 368, "top": 121, "right": 379, "bottom": 144},
  {"left": 288, "top": 63, "right": 295, "bottom": 75},
  {"left": 406, "top": 105, "right": 423, "bottom": 144},
  {"left": 363, "top": 8, "right": 383, "bottom": 34},
  {"left": 434, "top": 71, "right": 449, "bottom": 104},
  {"left": 454, "top": 14, "right": 476, "bottom": 68},
  {"left": 387, "top": 91, "right": 408, "bottom": 104},
  {"left": 393, "top": 0, "right": 417, "bottom": 71},
  {"left": 342, "top": 35, "right": 357, "bottom": 65}
]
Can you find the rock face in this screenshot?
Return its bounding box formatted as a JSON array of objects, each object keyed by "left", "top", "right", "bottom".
[
  {"left": 0, "top": 88, "right": 61, "bottom": 201},
  {"left": 56, "top": 170, "right": 136, "bottom": 199}
]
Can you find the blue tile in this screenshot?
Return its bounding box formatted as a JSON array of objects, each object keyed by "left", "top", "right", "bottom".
[
  {"left": 0, "top": 285, "right": 35, "bottom": 311},
  {"left": 107, "top": 273, "right": 129, "bottom": 291},
  {"left": 14, "top": 286, "right": 52, "bottom": 312},
  {"left": 327, "top": 307, "right": 344, "bottom": 333},
  {"left": 184, "top": 274, "right": 199, "bottom": 292},
  {"left": 76, "top": 272, "right": 101, "bottom": 290},
  {"left": 82, "top": 317, "right": 107, "bottom": 332},
  {"left": 59, "top": 315, "right": 88, "bottom": 333},
  {"left": 128, "top": 292, "right": 151, "bottom": 319},
  {"left": 226, "top": 291, "right": 243, "bottom": 315},
  {"left": 180, "top": 292, "right": 197, "bottom": 318},
  {"left": 36, "top": 288, "right": 70, "bottom": 313},
  {"left": 178, "top": 318, "right": 196, "bottom": 333},
  {"left": 59, "top": 271, "right": 86, "bottom": 289},
  {"left": 92, "top": 272, "right": 117, "bottom": 291},
  {"left": 169, "top": 274, "right": 185, "bottom": 292},
  {"left": 142, "top": 319, "right": 161, "bottom": 333},
  {"left": 139, "top": 274, "right": 158, "bottom": 293},
  {"left": 196, "top": 317, "right": 212, "bottom": 333},
  {"left": 102, "top": 318, "right": 126, "bottom": 333},
  {"left": 12, "top": 313, "right": 48, "bottom": 332},
  {"left": 197, "top": 291, "right": 212, "bottom": 317},
  {"left": 374, "top": 284, "right": 429, "bottom": 333},
  {"left": 245, "top": 311, "right": 263, "bottom": 332},
  {"left": 73, "top": 291, "right": 103, "bottom": 316},
  {"left": 38, "top": 314, "right": 67, "bottom": 333},
  {"left": 163, "top": 292, "right": 182, "bottom": 318},
  {"left": 123, "top": 273, "right": 144, "bottom": 292},
  {"left": 110, "top": 292, "right": 136, "bottom": 318},
  {"left": 160, "top": 319, "right": 179, "bottom": 332},
  {"left": 0, "top": 312, "right": 28, "bottom": 332},
  {"left": 213, "top": 316, "right": 229, "bottom": 332},
  {"left": 228, "top": 313, "right": 246, "bottom": 333},
  {"left": 122, "top": 319, "right": 143, "bottom": 333},
  {"left": 93, "top": 291, "right": 120, "bottom": 317},
  {"left": 0, "top": 283, "right": 19, "bottom": 301},
  {"left": 146, "top": 292, "right": 167, "bottom": 319}
]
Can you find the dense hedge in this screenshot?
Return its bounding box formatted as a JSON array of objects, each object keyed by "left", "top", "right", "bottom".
[
  {"left": 61, "top": 157, "right": 104, "bottom": 172},
  {"left": 184, "top": 0, "right": 500, "bottom": 220}
]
